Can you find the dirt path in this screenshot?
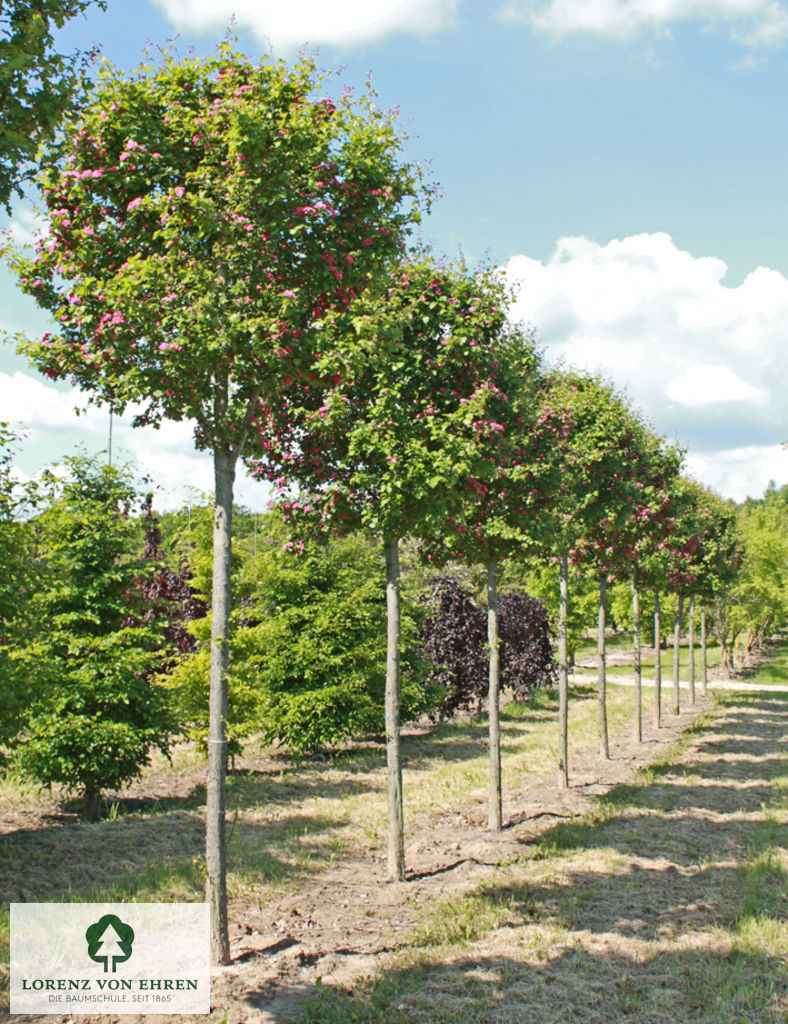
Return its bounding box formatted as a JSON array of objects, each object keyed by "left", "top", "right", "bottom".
[
  {"left": 204, "top": 699, "right": 711, "bottom": 1023},
  {"left": 332, "top": 691, "right": 787, "bottom": 1023},
  {"left": 9, "top": 682, "right": 782, "bottom": 1024}
]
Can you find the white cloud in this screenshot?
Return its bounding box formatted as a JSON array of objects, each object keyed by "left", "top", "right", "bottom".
[
  {"left": 499, "top": 0, "right": 788, "bottom": 47},
  {"left": 153, "top": 0, "right": 458, "bottom": 49},
  {"left": 7, "top": 206, "right": 47, "bottom": 250},
  {"left": 503, "top": 231, "right": 788, "bottom": 499},
  {"left": 0, "top": 371, "right": 271, "bottom": 512},
  {"left": 665, "top": 363, "right": 768, "bottom": 406},
  {"left": 685, "top": 443, "right": 788, "bottom": 500}
]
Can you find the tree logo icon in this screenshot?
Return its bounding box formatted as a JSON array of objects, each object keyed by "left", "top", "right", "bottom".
[{"left": 85, "top": 914, "right": 135, "bottom": 972}]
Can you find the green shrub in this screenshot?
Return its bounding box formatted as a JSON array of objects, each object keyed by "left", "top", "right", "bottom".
[{"left": 166, "top": 520, "right": 441, "bottom": 753}]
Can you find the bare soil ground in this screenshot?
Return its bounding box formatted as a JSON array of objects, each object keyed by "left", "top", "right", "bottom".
[{"left": 2, "top": 690, "right": 725, "bottom": 1024}]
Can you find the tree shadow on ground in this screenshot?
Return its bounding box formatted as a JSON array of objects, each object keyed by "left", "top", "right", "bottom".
[
  {"left": 289, "top": 692, "right": 788, "bottom": 1024},
  {"left": 298, "top": 944, "right": 787, "bottom": 1024},
  {"left": 0, "top": 809, "right": 352, "bottom": 907}
]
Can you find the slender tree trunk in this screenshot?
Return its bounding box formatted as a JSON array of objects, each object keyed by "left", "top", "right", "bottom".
[
  {"left": 650, "top": 593, "right": 654, "bottom": 729},
  {"left": 598, "top": 576, "right": 609, "bottom": 759},
  {"left": 632, "top": 569, "right": 642, "bottom": 743},
  {"left": 206, "top": 446, "right": 236, "bottom": 966},
  {"left": 688, "top": 594, "right": 696, "bottom": 704},
  {"left": 672, "top": 592, "right": 683, "bottom": 715},
  {"left": 557, "top": 552, "right": 569, "bottom": 790},
  {"left": 385, "top": 538, "right": 405, "bottom": 881},
  {"left": 84, "top": 789, "right": 101, "bottom": 823},
  {"left": 487, "top": 560, "right": 502, "bottom": 831},
  {"left": 715, "top": 601, "right": 732, "bottom": 680},
  {"left": 700, "top": 605, "right": 708, "bottom": 697}
]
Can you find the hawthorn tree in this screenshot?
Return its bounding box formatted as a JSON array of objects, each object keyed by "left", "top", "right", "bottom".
[
  {"left": 552, "top": 382, "right": 678, "bottom": 753},
  {"left": 582, "top": 426, "right": 681, "bottom": 742},
  {"left": 418, "top": 329, "right": 558, "bottom": 830},
  {"left": 9, "top": 46, "right": 427, "bottom": 961},
  {"left": 686, "top": 488, "right": 741, "bottom": 683},
  {"left": 535, "top": 372, "right": 661, "bottom": 771},
  {"left": 252, "top": 258, "right": 520, "bottom": 874},
  {"left": 0, "top": 0, "right": 105, "bottom": 210},
  {"left": 652, "top": 477, "right": 734, "bottom": 710}
]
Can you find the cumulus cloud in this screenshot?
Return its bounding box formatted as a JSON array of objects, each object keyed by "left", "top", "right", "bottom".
[
  {"left": 7, "top": 206, "right": 47, "bottom": 250},
  {"left": 499, "top": 0, "right": 788, "bottom": 47},
  {"left": 503, "top": 231, "right": 788, "bottom": 499},
  {"left": 0, "top": 371, "right": 271, "bottom": 511},
  {"left": 685, "top": 443, "right": 788, "bottom": 500},
  {"left": 153, "top": 0, "right": 458, "bottom": 49},
  {"left": 665, "top": 364, "right": 768, "bottom": 406}
]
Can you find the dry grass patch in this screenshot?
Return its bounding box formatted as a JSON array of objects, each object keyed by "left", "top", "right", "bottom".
[{"left": 301, "top": 681, "right": 788, "bottom": 1024}]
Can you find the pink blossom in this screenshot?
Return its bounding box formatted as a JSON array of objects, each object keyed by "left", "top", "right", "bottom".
[{"left": 126, "top": 197, "right": 143, "bottom": 211}]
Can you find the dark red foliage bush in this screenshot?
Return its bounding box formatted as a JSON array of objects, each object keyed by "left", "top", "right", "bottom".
[
  {"left": 498, "top": 590, "right": 558, "bottom": 699},
  {"left": 418, "top": 577, "right": 489, "bottom": 719},
  {"left": 135, "top": 495, "right": 206, "bottom": 654},
  {"left": 417, "top": 577, "right": 556, "bottom": 719}
]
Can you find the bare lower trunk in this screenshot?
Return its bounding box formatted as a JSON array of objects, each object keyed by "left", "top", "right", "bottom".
[
  {"left": 715, "top": 601, "right": 733, "bottom": 679},
  {"left": 385, "top": 538, "right": 405, "bottom": 881},
  {"left": 598, "top": 576, "right": 609, "bottom": 759},
  {"left": 688, "top": 595, "right": 696, "bottom": 704},
  {"left": 632, "top": 570, "right": 641, "bottom": 743},
  {"left": 672, "top": 592, "right": 683, "bottom": 714},
  {"left": 84, "top": 790, "right": 101, "bottom": 822},
  {"left": 700, "top": 605, "right": 708, "bottom": 697},
  {"left": 557, "top": 553, "right": 569, "bottom": 789},
  {"left": 654, "top": 592, "right": 662, "bottom": 729},
  {"left": 487, "top": 560, "right": 502, "bottom": 831},
  {"left": 206, "top": 446, "right": 235, "bottom": 965}
]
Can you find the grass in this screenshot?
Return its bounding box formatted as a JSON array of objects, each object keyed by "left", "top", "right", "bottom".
[
  {"left": 299, "top": 650, "right": 788, "bottom": 1024},
  {"left": 0, "top": 680, "right": 636, "bottom": 1011},
  {"left": 4, "top": 644, "right": 785, "bottom": 1023},
  {"left": 576, "top": 631, "right": 724, "bottom": 679},
  {"left": 0, "top": 683, "right": 637, "bottom": 905}
]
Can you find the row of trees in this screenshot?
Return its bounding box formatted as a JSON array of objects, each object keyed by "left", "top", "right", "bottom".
[
  {"left": 0, "top": 41, "right": 773, "bottom": 964},
  {"left": 3, "top": 440, "right": 770, "bottom": 800}
]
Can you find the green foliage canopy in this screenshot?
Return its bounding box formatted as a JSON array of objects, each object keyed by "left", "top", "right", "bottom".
[
  {"left": 0, "top": 0, "right": 105, "bottom": 211},
  {"left": 10, "top": 45, "right": 427, "bottom": 452}
]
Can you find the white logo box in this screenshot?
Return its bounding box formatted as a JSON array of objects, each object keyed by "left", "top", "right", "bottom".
[{"left": 11, "top": 902, "right": 209, "bottom": 1015}]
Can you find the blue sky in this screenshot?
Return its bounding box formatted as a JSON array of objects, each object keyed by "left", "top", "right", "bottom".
[{"left": 3, "top": 0, "right": 788, "bottom": 508}]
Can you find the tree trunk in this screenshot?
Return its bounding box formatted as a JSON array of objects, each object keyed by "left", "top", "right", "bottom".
[
  {"left": 672, "top": 592, "right": 683, "bottom": 715},
  {"left": 715, "top": 601, "right": 732, "bottom": 679},
  {"left": 700, "top": 604, "right": 708, "bottom": 697},
  {"left": 598, "top": 576, "right": 609, "bottom": 759},
  {"left": 487, "top": 560, "right": 502, "bottom": 831},
  {"left": 84, "top": 789, "right": 101, "bottom": 823},
  {"left": 385, "top": 538, "right": 405, "bottom": 881},
  {"left": 206, "top": 445, "right": 235, "bottom": 965},
  {"left": 688, "top": 595, "right": 696, "bottom": 705},
  {"left": 557, "top": 552, "right": 569, "bottom": 790},
  {"left": 654, "top": 592, "right": 662, "bottom": 729},
  {"left": 632, "top": 569, "right": 641, "bottom": 743}
]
